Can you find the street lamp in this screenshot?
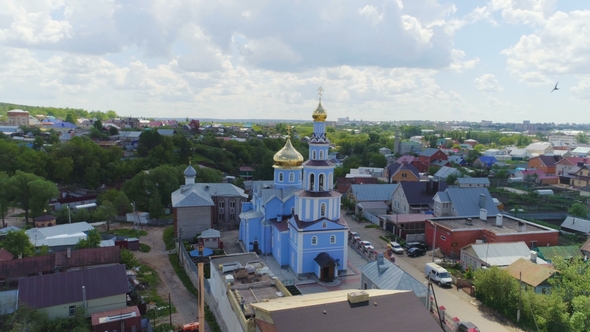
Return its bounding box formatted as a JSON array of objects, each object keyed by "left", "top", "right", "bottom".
[
  {"left": 431, "top": 221, "right": 437, "bottom": 262},
  {"left": 66, "top": 206, "right": 71, "bottom": 224}
]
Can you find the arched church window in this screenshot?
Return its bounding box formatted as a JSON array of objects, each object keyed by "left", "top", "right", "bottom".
[
  {"left": 291, "top": 207, "right": 295, "bottom": 215},
  {"left": 320, "top": 203, "right": 326, "bottom": 217},
  {"left": 330, "top": 235, "right": 336, "bottom": 244},
  {"left": 311, "top": 236, "right": 318, "bottom": 245},
  {"left": 319, "top": 150, "right": 324, "bottom": 159},
  {"left": 279, "top": 172, "right": 284, "bottom": 182},
  {"left": 328, "top": 173, "right": 333, "bottom": 190},
  {"left": 312, "top": 150, "right": 317, "bottom": 159},
  {"left": 289, "top": 173, "right": 294, "bottom": 182},
  {"left": 319, "top": 174, "right": 325, "bottom": 191},
  {"left": 309, "top": 173, "right": 315, "bottom": 191}
]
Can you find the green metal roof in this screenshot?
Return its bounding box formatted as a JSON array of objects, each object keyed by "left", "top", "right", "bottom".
[{"left": 535, "top": 246, "right": 582, "bottom": 262}]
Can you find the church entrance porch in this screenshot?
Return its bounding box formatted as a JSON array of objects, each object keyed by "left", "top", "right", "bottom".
[{"left": 314, "top": 252, "right": 336, "bottom": 282}]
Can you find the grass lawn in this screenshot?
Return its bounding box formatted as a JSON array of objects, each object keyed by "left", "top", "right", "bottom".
[{"left": 163, "top": 226, "right": 175, "bottom": 250}]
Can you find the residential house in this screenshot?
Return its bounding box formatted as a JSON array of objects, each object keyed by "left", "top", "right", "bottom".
[
  {"left": 525, "top": 142, "right": 554, "bottom": 157},
  {"left": 580, "top": 237, "right": 590, "bottom": 258},
  {"left": 396, "top": 155, "right": 428, "bottom": 173},
  {"left": 560, "top": 216, "right": 590, "bottom": 235},
  {"left": 508, "top": 147, "right": 532, "bottom": 160},
  {"left": 385, "top": 163, "right": 420, "bottom": 183},
  {"left": 7, "top": 109, "right": 29, "bottom": 126},
  {"left": 418, "top": 148, "right": 448, "bottom": 167},
  {"left": 552, "top": 149, "right": 572, "bottom": 158},
  {"left": 448, "top": 155, "right": 467, "bottom": 166},
  {"left": 380, "top": 214, "right": 430, "bottom": 240},
  {"left": 0, "top": 248, "right": 14, "bottom": 262},
  {"left": 433, "top": 166, "right": 462, "bottom": 182},
  {"left": 250, "top": 289, "right": 440, "bottom": 332},
  {"left": 427, "top": 214, "right": 559, "bottom": 259},
  {"left": 0, "top": 246, "right": 121, "bottom": 283},
  {"left": 456, "top": 177, "right": 490, "bottom": 188},
  {"left": 556, "top": 157, "right": 588, "bottom": 184},
  {"left": 352, "top": 167, "right": 385, "bottom": 177},
  {"left": 33, "top": 213, "right": 57, "bottom": 228},
  {"left": 336, "top": 176, "right": 378, "bottom": 194},
  {"left": 347, "top": 184, "right": 398, "bottom": 214},
  {"left": 17, "top": 264, "right": 128, "bottom": 319},
  {"left": 571, "top": 146, "right": 590, "bottom": 157},
  {"left": 534, "top": 245, "right": 582, "bottom": 263},
  {"left": 398, "top": 141, "right": 423, "bottom": 154},
  {"left": 189, "top": 119, "right": 200, "bottom": 132},
  {"left": 379, "top": 147, "right": 391, "bottom": 155},
  {"left": 172, "top": 164, "right": 247, "bottom": 240},
  {"left": 463, "top": 139, "right": 478, "bottom": 147},
  {"left": 157, "top": 129, "right": 175, "bottom": 137},
  {"left": 580, "top": 185, "right": 590, "bottom": 197},
  {"left": 359, "top": 254, "right": 429, "bottom": 305},
  {"left": 26, "top": 222, "right": 95, "bottom": 251},
  {"left": 504, "top": 258, "right": 556, "bottom": 294},
  {"left": 0, "top": 126, "right": 22, "bottom": 136},
  {"left": 392, "top": 180, "right": 447, "bottom": 215},
  {"left": 460, "top": 242, "right": 548, "bottom": 270},
  {"left": 197, "top": 228, "right": 221, "bottom": 249},
  {"left": 459, "top": 144, "right": 473, "bottom": 151},
  {"left": 571, "top": 166, "right": 590, "bottom": 187},
  {"left": 528, "top": 155, "right": 562, "bottom": 175},
  {"left": 432, "top": 187, "right": 499, "bottom": 217},
  {"left": 473, "top": 156, "right": 497, "bottom": 168}
]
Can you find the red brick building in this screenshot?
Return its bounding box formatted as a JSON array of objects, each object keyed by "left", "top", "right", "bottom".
[
  {"left": 418, "top": 148, "right": 448, "bottom": 167},
  {"left": 425, "top": 214, "right": 559, "bottom": 259}
]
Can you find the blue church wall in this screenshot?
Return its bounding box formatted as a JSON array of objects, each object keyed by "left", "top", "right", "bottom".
[
  {"left": 272, "top": 228, "right": 290, "bottom": 266},
  {"left": 309, "top": 145, "right": 330, "bottom": 160},
  {"left": 273, "top": 168, "right": 302, "bottom": 189},
  {"left": 297, "top": 198, "right": 340, "bottom": 222},
  {"left": 301, "top": 246, "right": 345, "bottom": 274},
  {"left": 263, "top": 197, "right": 284, "bottom": 220},
  {"left": 258, "top": 222, "right": 273, "bottom": 254},
  {"left": 241, "top": 216, "right": 263, "bottom": 252},
  {"left": 281, "top": 196, "right": 296, "bottom": 216},
  {"left": 242, "top": 202, "right": 253, "bottom": 212}
]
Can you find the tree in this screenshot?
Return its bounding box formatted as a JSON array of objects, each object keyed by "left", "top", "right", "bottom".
[
  {"left": 1, "top": 229, "right": 36, "bottom": 258},
  {"left": 109, "top": 126, "right": 119, "bottom": 135},
  {"left": 575, "top": 132, "right": 589, "bottom": 144},
  {"left": 75, "top": 229, "right": 101, "bottom": 249},
  {"left": 446, "top": 174, "right": 458, "bottom": 185},
  {"left": 0, "top": 172, "right": 10, "bottom": 227},
  {"left": 33, "top": 136, "right": 45, "bottom": 150},
  {"left": 148, "top": 191, "right": 164, "bottom": 220},
  {"left": 473, "top": 267, "right": 519, "bottom": 317},
  {"left": 93, "top": 119, "right": 103, "bottom": 130},
  {"left": 65, "top": 113, "right": 77, "bottom": 124},
  {"left": 113, "top": 191, "right": 132, "bottom": 216},
  {"left": 7, "top": 171, "right": 39, "bottom": 223},
  {"left": 28, "top": 179, "right": 59, "bottom": 218},
  {"left": 93, "top": 201, "right": 116, "bottom": 232},
  {"left": 568, "top": 203, "right": 588, "bottom": 218}
]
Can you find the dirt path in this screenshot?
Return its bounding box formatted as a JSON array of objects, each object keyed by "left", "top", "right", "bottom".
[{"left": 133, "top": 226, "right": 200, "bottom": 329}]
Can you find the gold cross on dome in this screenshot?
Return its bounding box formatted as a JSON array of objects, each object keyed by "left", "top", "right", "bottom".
[
  {"left": 317, "top": 86, "right": 324, "bottom": 100},
  {"left": 287, "top": 126, "right": 291, "bottom": 138}
]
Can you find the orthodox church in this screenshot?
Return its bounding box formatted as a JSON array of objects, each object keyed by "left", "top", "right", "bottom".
[{"left": 239, "top": 91, "right": 349, "bottom": 281}]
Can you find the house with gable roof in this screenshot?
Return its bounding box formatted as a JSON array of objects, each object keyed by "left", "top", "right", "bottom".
[
  {"left": 433, "top": 166, "right": 462, "bottom": 182},
  {"left": 570, "top": 165, "right": 590, "bottom": 187},
  {"left": 525, "top": 142, "right": 554, "bottom": 157},
  {"left": 418, "top": 148, "right": 448, "bottom": 168},
  {"left": 395, "top": 155, "right": 427, "bottom": 173},
  {"left": 385, "top": 163, "right": 420, "bottom": 183},
  {"left": 392, "top": 180, "right": 447, "bottom": 214},
  {"left": 433, "top": 187, "right": 499, "bottom": 217},
  {"left": 456, "top": 177, "right": 490, "bottom": 188},
  {"left": 556, "top": 157, "right": 588, "bottom": 184},
  {"left": 473, "top": 156, "right": 498, "bottom": 168},
  {"left": 528, "top": 155, "right": 562, "bottom": 175},
  {"left": 504, "top": 258, "right": 556, "bottom": 294},
  {"left": 347, "top": 184, "right": 398, "bottom": 214},
  {"left": 448, "top": 155, "right": 467, "bottom": 166}
]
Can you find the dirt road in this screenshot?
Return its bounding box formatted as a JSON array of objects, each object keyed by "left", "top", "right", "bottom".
[{"left": 134, "top": 226, "right": 201, "bottom": 329}]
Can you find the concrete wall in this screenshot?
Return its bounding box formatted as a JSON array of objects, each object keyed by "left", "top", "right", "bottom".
[{"left": 177, "top": 206, "right": 212, "bottom": 241}]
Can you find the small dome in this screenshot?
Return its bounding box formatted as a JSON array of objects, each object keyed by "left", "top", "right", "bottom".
[
  {"left": 273, "top": 139, "right": 304, "bottom": 168},
  {"left": 184, "top": 164, "right": 197, "bottom": 177},
  {"left": 312, "top": 101, "right": 327, "bottom": 122}
]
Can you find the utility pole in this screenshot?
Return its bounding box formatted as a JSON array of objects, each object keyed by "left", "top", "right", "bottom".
[
  {"left": 66, "top": 206, "right": 71, "bottom": 224},
  {"left": 431, "top": 222, "right": 437, "bottom": 262},
  {"left": 517, "top": 271, "right": 522, "bottom": 322}
]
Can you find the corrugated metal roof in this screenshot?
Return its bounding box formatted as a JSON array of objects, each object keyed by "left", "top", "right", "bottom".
[
  {"left": 240, "top": 210, "right": 263, "bottom": 220},
  {"left": 171, "top": 185, "right": 215, "bottom": 207},
  {"left": 18, "top": 264, "right": 128, "bottom": 309},
  {"left": 26, "top": 222, "right": 94, "bottom": 247},
  {"left": 357, "top": 201, "right": 388, "bottom": 210},
  {"left": 192, "top": 183, "right": 247, "bottom": 198},
  {"left": 434, "top": 166, "right": 461, "bottom": 179},
  {"left": 435, "top": 191, "right": 450, "bottom": 202},
  {"left": 0, "top": 248, "right": 14, "bottom": 262},
  {"left": 360, "top": 259, "right": 428, "bottom": 298},
  {"left": 260, "top": 187, "right": 299, "bottom": 205},
  {"left": 350, "top": 184, "right": 398, "bottom": 201},
  {"left": 560, "top": 217, "right": 590, "bottom": 234},
  {"left": 199, "top": 228, "right": 221, "bottom": 238},
  {"left": 504, "top": 258, "right": 556, "bottom": 287},
  {"left": 536, "top": 246, "right": 582, "bottom": 262},
  {"left": 465, "top": 242, "right": 547, "bottom": 267},
  {"left": 445, "top": 188, "right": 499, "bottom": 216}
]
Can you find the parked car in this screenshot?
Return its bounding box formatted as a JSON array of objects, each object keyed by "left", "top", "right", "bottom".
[
  {"left": 388, "top": 241, "right": 404, "bottom": 254},
  {"left": 456, "top": 321, "right": 480, "bottom": 332},
  {"left": 348, "top": 231, "right": 359, "bottom": 241},
  {"left": 407, "top": 247, "right": 426, "bottom": 257},
  {"left": 363, "top": 245, "right": 375, "bottom": 254},
  {"left": 405, "top": 241, "right": 428, "bottom": 251},
  {"left": 424, "top": 263, "right": 453, "bottom": 287},
  {"left": 351, "top": 235, "right": 361, "bottom": 244},
  {"left": 358, "top": 240, "right": 371, "bottom": 250}
]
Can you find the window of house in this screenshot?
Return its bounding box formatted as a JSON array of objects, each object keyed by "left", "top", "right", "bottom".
[
  {"left": 289, "top": 173, "right": 294, "bottom": 182},
  {"left": 403, "top": 205, "right": 406, "bottom": 212},
  {"left": 219, "top": 214, "right": 224, "bottom": 220},
  {"left": 69, "top": 305, "right": 76, "bottom": 316},
  {"left": 440, "top": 235, "right": 446, "bottom": 241},
  {"left": 311, "top": 236, "right": 318, "bottom": 245},
  {"left": 320, "top": 203, "right": 326, "bottom": 217},
  {"left": 402, "top": 173, "right": 407, "bottom": 178},
  {"left": 530, "top": 241, "right": 537, "bottom": 248},
  {"left": 279, "top": 172, "right": 284, "bottom": 182},
  {"left": 219, "top": 201, "right": 224, "bottom": 208},
  {"left": 330, "top": 235, "right": 336, "bottom": 244},
  {"left": 230, "top": 200, "right": 235, "bottom": 208}
]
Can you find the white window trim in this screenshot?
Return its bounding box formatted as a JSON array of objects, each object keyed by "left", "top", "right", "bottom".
[
  {"left": 330, "top": 234, "right": 336, "bottom": 244},
  {"left": 311, "top": 236, "right": 318, "bottom": 246}
]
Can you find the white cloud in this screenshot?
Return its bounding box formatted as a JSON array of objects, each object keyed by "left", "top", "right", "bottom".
[
  {"left": 474, "top": 74, "right": 502, "bottom": 92},
  {"left": 571, "top": 79, "right": 590, "bottom": 100}
]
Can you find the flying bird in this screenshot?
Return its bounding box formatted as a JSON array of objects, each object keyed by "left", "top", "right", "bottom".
[{"left": 551, "top": 82, "right": 559, "bottom": 93}]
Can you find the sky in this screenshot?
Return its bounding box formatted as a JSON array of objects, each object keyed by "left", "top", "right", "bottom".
[{"left": 1, "top": 0, "right": 590, "bottom": 123}]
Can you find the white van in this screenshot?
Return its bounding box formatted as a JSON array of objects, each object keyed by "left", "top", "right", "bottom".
[{"left": 424, "top": 263, "right": 453, "bottom": 287}]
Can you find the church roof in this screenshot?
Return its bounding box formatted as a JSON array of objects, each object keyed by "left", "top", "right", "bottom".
[
  {"left": 260, "top": 187, "right": 300, "bottom": 205},
  {"left": 312, "top": 100, "right": 327, "bottom": 122},
  {"left": 291, "top": 215, "right": 347, "bottom": 230},
  {"left": 171, "top": 185, "right": 214, "bottom": 208},
  {"left": 273, "top": 138, "right": 304, "bottom": 167},
  {"left": 192, "top": 183, "right": 247, "bottom": 198},
  {"left": 184, "top": 164, "right": 197, "bottom": 177}
]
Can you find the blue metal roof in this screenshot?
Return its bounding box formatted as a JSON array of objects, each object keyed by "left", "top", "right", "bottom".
[
  {"left": 360, "top": 259, "right": 428, "bottom": 298},
  {"left": 350, "top": 184, "right": 398, "bottom": 201},
  {"left": 445, "top": 187, "right": 499, "bottom": 216}
]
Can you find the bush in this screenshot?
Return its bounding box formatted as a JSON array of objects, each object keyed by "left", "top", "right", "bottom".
[
  {"left": 139, "top": 243, "right": 151, "bottom": 253},
  {"left": 163, "top": 226, "right": 175, "bottom": 250}
]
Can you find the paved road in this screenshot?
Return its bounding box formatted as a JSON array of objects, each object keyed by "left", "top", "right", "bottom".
[{"left": 344, "top": 212, "right": 521, "bottom": 332}]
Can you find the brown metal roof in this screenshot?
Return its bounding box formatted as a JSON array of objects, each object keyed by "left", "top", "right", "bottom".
[
  {"left": 504, "top": 258, "right": 556, "bottom": 287},
  {"left": 253, "top": 290, "right": 440, "bottom": 332},
  {"left": 0, "top": 248, "right": 14, "bottom": 262},
  {"left": 0, "top": 246, "right": 120, "bottom": 280},
  {"left": 18, "top": 264, "right": 128, "bottom": 309},
  {"left": 33, "top": 214, "right": 56, "bottom": 222}
]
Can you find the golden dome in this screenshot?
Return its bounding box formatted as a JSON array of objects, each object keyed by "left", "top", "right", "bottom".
[
  {"left": 312, "top": 101, "right": 327, "bottom": 122},
  {"left": 273, "top": 138, "right": 304, "bottom": 168}
]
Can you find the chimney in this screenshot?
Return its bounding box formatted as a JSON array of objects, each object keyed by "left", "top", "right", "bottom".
[
  {"left": 347, "top": 291, "right": 369, "bottom": 305},
  {"left": 465, "top": 218, "right": 473, "bottom": 226},
  {"left": 519, "top": 221, "right": 526, "bottom": 232},
  {"left": 530, "top": 251, "right": 538, "bottom": 263},
  {"left": 67, "top": 247, "right": 71, "bottom": 258},
  {"left": 377, "top": 253, "right": 384, "bottom": 269},
  {"left": 479, "top": 209, "right": 487, "bottom": 221},
  {"left": 496, "top": 214, "right": 503, "bottom": 227},
  {"left": 478, "top": 194, "right": 486, "bottom": 208}
]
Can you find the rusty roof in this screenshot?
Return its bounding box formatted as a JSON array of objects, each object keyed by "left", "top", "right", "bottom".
[
  {"left": 0, "top": 246, "right": 120, "bottom": 280},
  {"left": 504, "top": 258, "right": 556, "bottom": 287},
  {"left": 18, "top": 264, "right": 128, "bottom": 309}
]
